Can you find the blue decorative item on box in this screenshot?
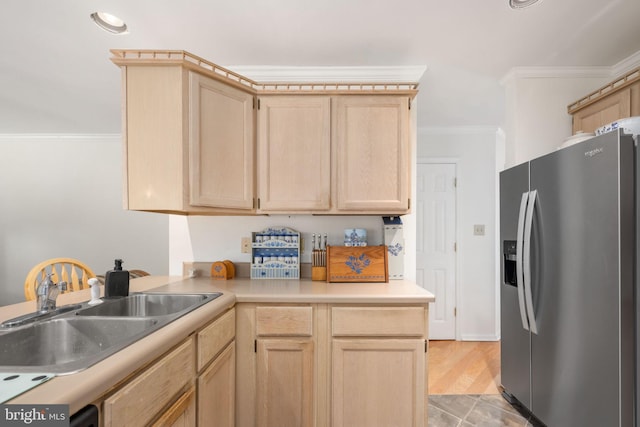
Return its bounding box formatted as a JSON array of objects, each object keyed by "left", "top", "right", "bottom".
[{"left": 344, "top": 229, "right": 367, "bottom": 247}]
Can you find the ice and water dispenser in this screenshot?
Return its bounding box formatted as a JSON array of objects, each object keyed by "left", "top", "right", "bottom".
[{"left": 503, "top": 240, "right": 517, "bottom": 286}]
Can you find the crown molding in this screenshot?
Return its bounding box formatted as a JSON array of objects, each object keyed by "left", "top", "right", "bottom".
[
  {"left": 227, "top": 65, "right": 427, "bottom": 83},
  {"left": 501, "top": 49, "right": 640, "bottom": 85},
  {"left": 0, "top": 133, "right": 121, "bottom": 140},
  {"left": 612, "top": 49, "right": 640, "bottom": 77},
  {"left": 500, "top": 66, "right": 611, "bottom": 85}
]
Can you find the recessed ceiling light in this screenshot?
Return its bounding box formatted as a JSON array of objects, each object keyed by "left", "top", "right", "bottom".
[
  {"left": 509, "top": 0, "right": 542, "bottom": 9},
  {"left": 90, "top": 12, "right": 128, "bottom": 34}
]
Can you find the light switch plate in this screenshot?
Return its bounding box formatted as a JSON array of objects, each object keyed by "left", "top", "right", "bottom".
[
  {"left": 241, "top": 237, "right": 251, "bottom": 253},
  {"left": 473, "top": 224, "right": 485, "bottom": 236}
]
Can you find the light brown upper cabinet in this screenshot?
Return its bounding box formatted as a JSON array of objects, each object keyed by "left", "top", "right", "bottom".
[
  {"left": 112, "top": 50, "right": 418, "bottom": 215},
  {"left": 257, "top": 95, "right": 411, "bottom": 214},
  {"left": 257, "top": 96, "right": 331, "bottom": 212},
  {"left": 189, "top": 73, "right": 255, "bottom": 210},
  {"left": 118, "top": 65, "right": 255, "bottom": 214},
  {"left": 334, "top": 96, "right": 410, "bottom": 213},
  {"left": 568, "top": 66, "right": 640, "bottom": 134}
]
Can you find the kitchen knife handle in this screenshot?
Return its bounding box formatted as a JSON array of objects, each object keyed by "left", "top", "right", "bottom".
[
  {"left": 523, "top": 189, "right": 538, "bottom": 334},
  {"left": 516, "top": 192, "right": 530, "bottom": 331}
]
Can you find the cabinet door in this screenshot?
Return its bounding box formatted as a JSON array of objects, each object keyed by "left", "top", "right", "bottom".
[
  {"left": 125, "top": 66, "right": 185, "bottom": 211},
  {"left": 103, "top": 339, "right": 195, "bottom": 427},
  {"left": 334, "top": 96, "right": 410, "bottom": 212},
  {"left": 150, "top": 387, "right": 196, "bottom": 427},
  {"left": 198, "top": 341, "right": 235, "bottom": 427},
  {"left": 572, "top": 87, "right": 631, "bottom": 134},
  {"left": 332, "top": 339, "right": 425, "bottom": 427},
  {"left": 189, "top": 73, "right": 254, "bottom": 209},
  {"left": 257, "top": 96, "right": 331, "bottom": 212},
  {"left": 256, "top": 338, "right": 314, "bottom": 427}
]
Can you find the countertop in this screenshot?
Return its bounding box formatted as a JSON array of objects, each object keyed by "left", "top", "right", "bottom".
[
  {"left": 154, "top": 276, "right": 435, "bottom": 304},
  {"left": 2, "top": 275, "right": 433, "bottom": 413}
]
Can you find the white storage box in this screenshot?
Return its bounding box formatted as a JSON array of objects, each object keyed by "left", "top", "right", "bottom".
[{"left": 383, "top": 217, "right": 404, "bottom": 280}]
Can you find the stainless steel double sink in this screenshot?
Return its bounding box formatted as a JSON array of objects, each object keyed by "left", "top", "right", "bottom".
[{"left": 0, "top": 292, "right": 221, "bottom": 374}]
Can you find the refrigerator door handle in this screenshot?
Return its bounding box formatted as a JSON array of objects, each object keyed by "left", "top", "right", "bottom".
[
  {"left": 516, "top": 192, "right": 530, "bottom": 331},
  {"left": 523, "top": 189, "right": 538, "bottom": 334}
]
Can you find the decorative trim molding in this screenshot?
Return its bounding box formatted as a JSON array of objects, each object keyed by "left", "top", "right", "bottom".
[
  {"left": 612, "top": 50, "right": 640, "bottom": 77},
  {"left": 228, "top": 65, "right": 428, "bottom": 83},
  {"left": 500, "top": 66, "right": 610, "bottom": 85},
  {"left": 0, "top": 133, "right": 121, "bottom": 139},
  {"left": 501, "top": 49, "right": 640, "bottom": 85}
]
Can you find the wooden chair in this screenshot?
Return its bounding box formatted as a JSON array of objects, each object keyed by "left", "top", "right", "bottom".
[
  {"left": 129, "top": 269, "right": 150, "bottom": 279},
  {"left": 95, "top": 269, "right": 150, "bottom": 285},
  {"left": 24, "top": 258, "right": 96, "bottom": 301}
]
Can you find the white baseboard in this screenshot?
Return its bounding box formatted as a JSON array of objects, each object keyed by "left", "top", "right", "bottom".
[{"left": 459, "top": 334, "right": 500, "bottom": 342}]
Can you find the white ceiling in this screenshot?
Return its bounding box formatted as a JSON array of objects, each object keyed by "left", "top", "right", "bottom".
[{"left": 2, "top": 0, "right": 640, "bottom": 133}]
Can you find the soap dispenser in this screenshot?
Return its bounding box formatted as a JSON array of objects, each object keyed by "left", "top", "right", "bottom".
[
  {"left": 88, "top": 278, "right": 103, "bottom": 305},
  {"left": 104, "top": 259, "right": 130, "bottom": 298}
]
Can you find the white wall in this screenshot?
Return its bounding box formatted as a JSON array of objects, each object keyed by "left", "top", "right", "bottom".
[
  {"left": 0, "top": 135, "right": 169, "bottom": 306},
  {"left": 417, "top": 127, "right": 499, "bottom": 341},
  {"left": 169, "top": 215, "right": 410, "bottom": 275},
  {"left": 502, "top": 69, "right": 611, "bottom": 167}
]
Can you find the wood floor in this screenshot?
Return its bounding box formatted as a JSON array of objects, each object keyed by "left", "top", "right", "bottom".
[{"left": 428, "top": 340, "right": 501, "bottom": 395}]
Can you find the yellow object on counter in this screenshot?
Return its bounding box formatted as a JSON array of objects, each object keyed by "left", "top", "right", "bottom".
[{"left": 210, "top": 261, "right": 235, "bottom": 280}]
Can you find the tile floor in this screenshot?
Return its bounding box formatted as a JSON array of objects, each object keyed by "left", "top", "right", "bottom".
[{"left": 428, "top": 394, "right": 533, "bottom": 427}]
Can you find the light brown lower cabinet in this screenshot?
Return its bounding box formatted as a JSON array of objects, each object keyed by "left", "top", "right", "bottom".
[
  {"left": 332, "top": 339, "right": 425, "bottom": 427},
  {"left": 100, "top": 307, "right": 236, "bottom": 427},
  {"left": 102, "top": 339, "right": 195, "bottom": 427},
  {"left": 198, "top": 341, "right": 236, "bottom": 427},
  {"left": 256, "top": 338, "right": 314, "bottom": 427},
  {"left": 236, "top": 303, "right": 429, "bottom": 427},
  {"left": 151, "top": 387, "right": 196, "bottom": 427}
]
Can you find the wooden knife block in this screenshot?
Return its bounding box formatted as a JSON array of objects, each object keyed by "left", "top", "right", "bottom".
[{"left": 312, "top": 266, "right": 327, "bottom": 281}]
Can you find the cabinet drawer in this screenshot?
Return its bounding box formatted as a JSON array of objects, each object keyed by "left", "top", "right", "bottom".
[
  {"left": 103, "top": 338, "right": 195, "bottom": 427},
  {"left": 197, "top": 307, "right": 236, "bottom": 371},
  {"left": 332, "top": 307, "right": 426, "bottom": 337},
  {"left": 150, "top": 386, "right": 196, "bottom": 427},
  {"left": 256, "top": 306, "right": 313, "bottom": 336}
]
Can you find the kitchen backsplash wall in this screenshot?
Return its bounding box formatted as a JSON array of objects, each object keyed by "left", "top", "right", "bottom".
[{"left": 169, "top": 214, "right": 416, "bottom": 279}]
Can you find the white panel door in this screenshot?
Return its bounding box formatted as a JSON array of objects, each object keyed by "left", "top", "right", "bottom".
[{"left": 416, "top": 163, "right": 457, "bottom": 339}]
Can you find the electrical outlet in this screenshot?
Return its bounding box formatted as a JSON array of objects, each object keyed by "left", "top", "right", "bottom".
[
  {"left": 473, "top": 224, "right": 485, "bottom": 236},
  {"left": 241, "top": 237, "right": 252, "bottom": 253}
]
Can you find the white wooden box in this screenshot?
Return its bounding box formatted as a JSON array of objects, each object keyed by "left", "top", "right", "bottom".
[{"left": 383, "top": 217, "right": 404, "bottom": 280}]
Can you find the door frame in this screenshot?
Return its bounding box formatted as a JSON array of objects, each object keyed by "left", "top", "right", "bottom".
[{"left": 416, "top": 157, "right": 460, "bottom": 340}]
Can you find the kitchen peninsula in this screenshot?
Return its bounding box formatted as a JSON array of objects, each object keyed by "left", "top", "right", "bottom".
[{"left": 2, "top": 275, "right": 434, "bottom": 427}]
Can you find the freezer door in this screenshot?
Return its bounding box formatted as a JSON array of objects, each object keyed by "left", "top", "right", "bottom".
[
  {"left": 499, "top": 162, "right": 531, "bottom": 409},
  {"left": 528, "top": 132, "right": 634, "bottom": 427}
]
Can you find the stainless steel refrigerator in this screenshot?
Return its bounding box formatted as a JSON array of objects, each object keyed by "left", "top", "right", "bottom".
[{"left": 500, "top": 130, "right": 636, "bottom": 427}]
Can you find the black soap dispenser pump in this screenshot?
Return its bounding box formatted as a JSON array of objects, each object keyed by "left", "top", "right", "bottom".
[{"left": 104, "top": 259, "right": 129, "bottom": 298}]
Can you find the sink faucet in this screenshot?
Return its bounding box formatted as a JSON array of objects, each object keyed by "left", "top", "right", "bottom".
[{"left": 36, "top": 273, "right": 67, "bottom": 313}]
